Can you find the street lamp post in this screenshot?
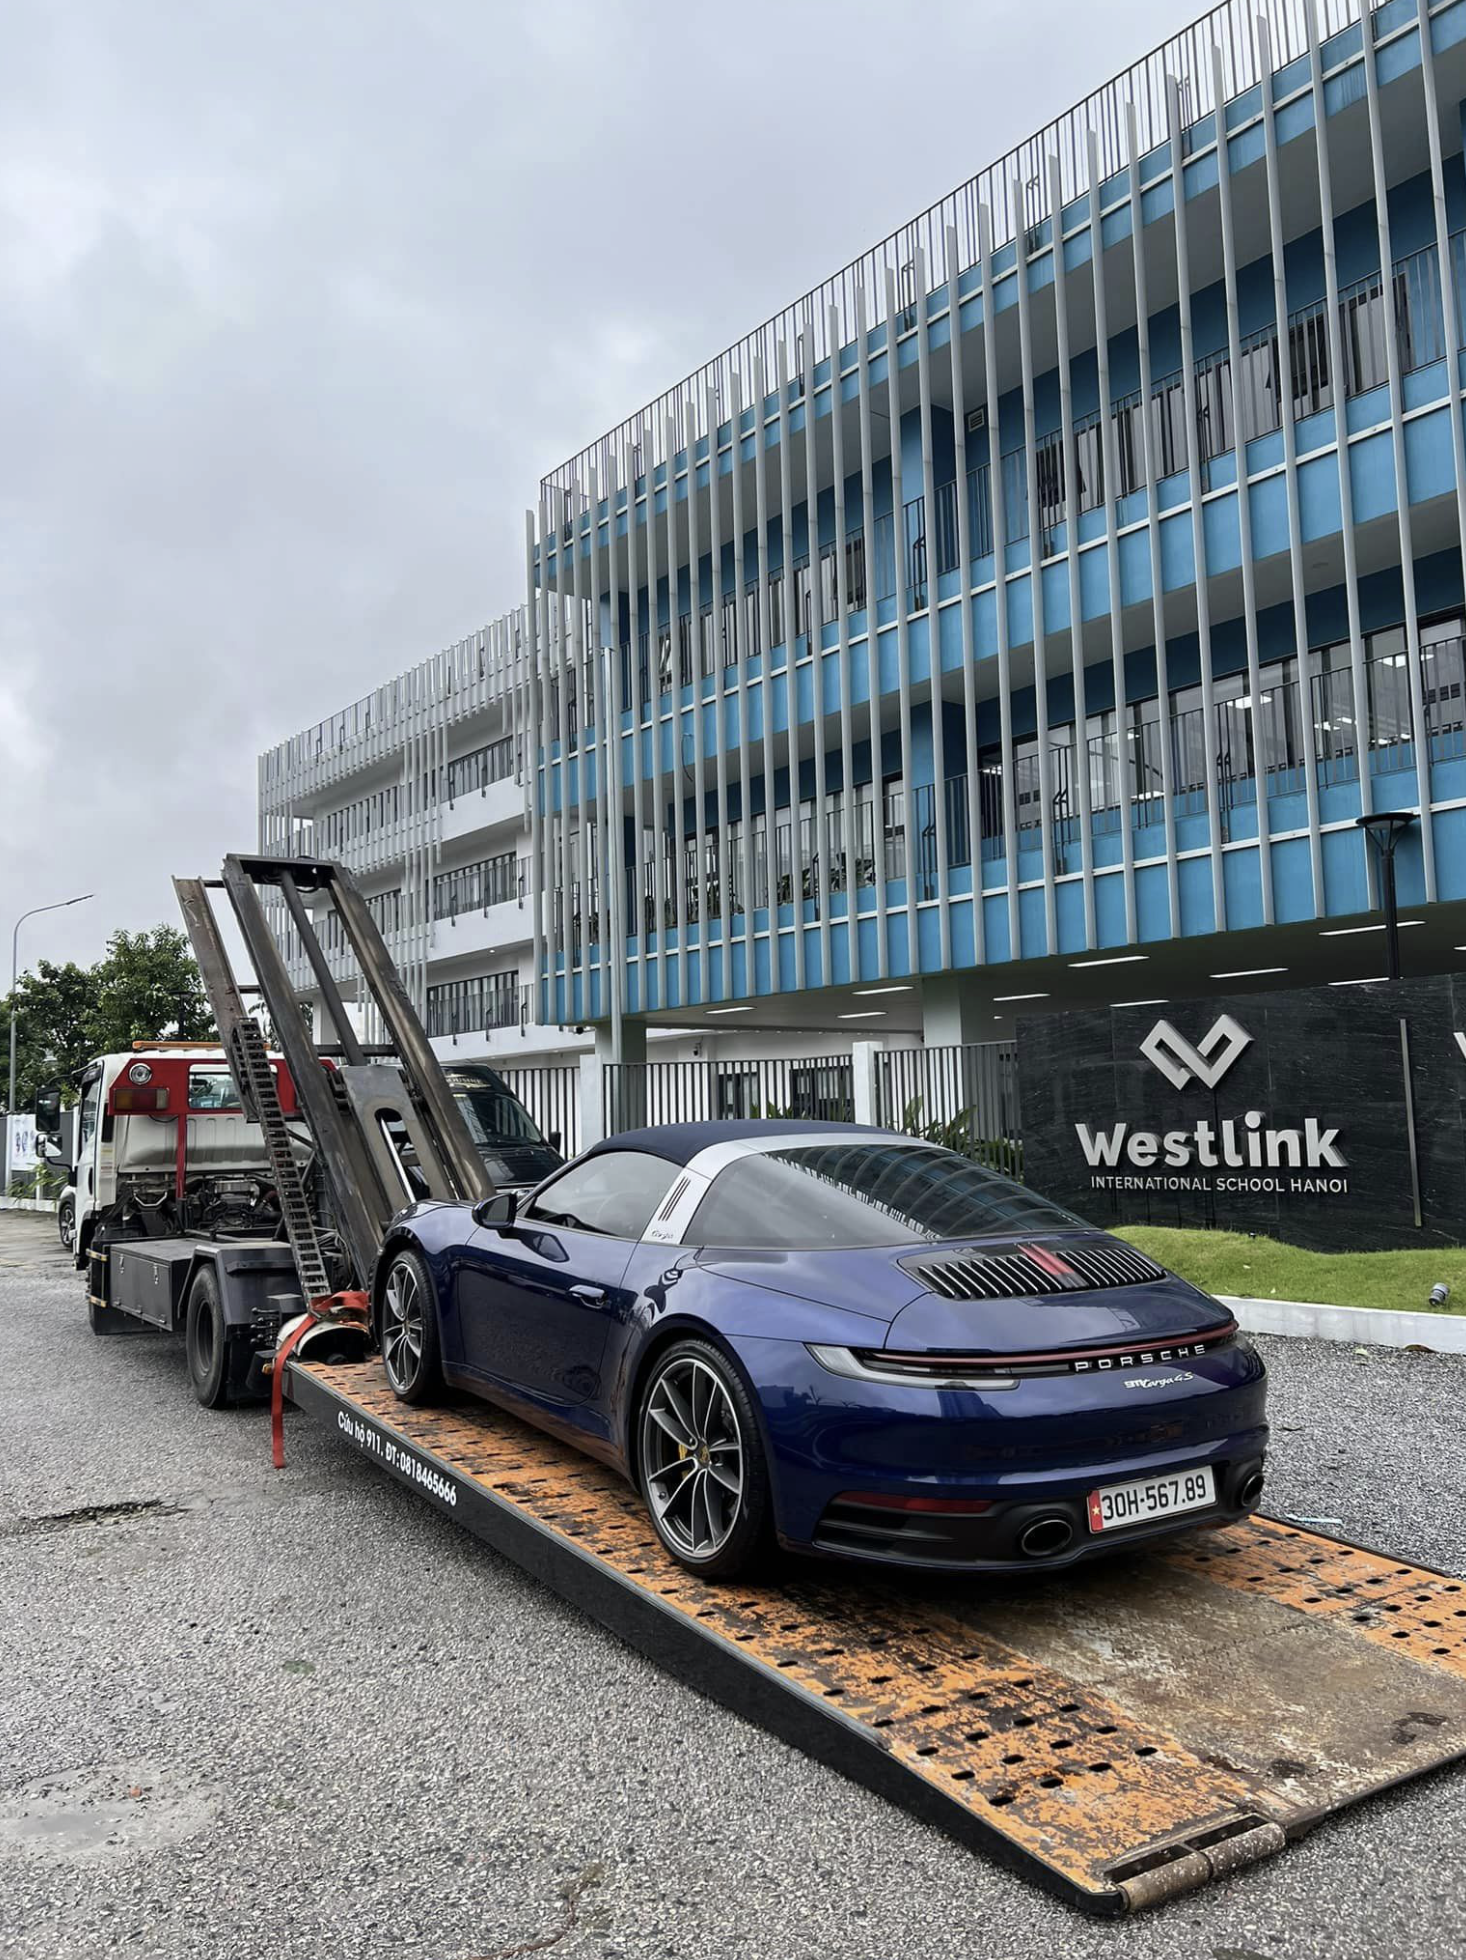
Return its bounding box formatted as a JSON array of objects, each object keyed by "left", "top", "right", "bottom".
[
  {"left": 6, "top": 895, "right": 93, "bottom": 1173},
  {"left": 1355, "top": 811, "right": 1417, "bottom": 982}
]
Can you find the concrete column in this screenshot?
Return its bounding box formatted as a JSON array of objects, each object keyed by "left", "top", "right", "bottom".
[
  {"left": 577, "top": 1052, "right": 605, "bottom": 1149},
  {"left": 850, "top": 1040, "right": 884, "bottom": 1127},
  {"left": 921, "top": 974, "right": 983, "bottom": 1047},
  {"left": 594, "top": 1019, "right": 646, "bottom": 1065},
  {"left": 594, "top": 1015, "right": 646, "bottom": 1137}
]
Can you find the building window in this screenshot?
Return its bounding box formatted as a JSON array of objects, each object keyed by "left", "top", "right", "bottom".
[
  {"left": 1289, "top": 303, "right": 1332, "bottom": 418},
  {"left": 677, "top": 613, "right": 693, "bottom": 687},
  {"left": 720, "top": 595, "right": 739, "bottom": 669},
  {"left": 1150, "top": 373, "right": 1188, "bottom": 478},
  {"left": 844, "top": 533, "right": 867, "bottom": 612},
  {"left": 1033, "top": 432, "right": 1065, "bottom": 539},
  {"left": 1112, "top": 392, "right": 1147, "bottom": 498},
  {"left": 741, "top": 584, "right": 762, "bottom": 659},
  {"left": 1340, "top": 269, "right": 1390, "bottom": 397},
  {"left": 1073, "top": 414, "right": 1104, "bottom": 514},
  {"left": 904, "top": 498, "right": 928, "bottom": 607}
]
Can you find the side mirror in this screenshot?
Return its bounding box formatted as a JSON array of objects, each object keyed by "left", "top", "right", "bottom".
[
  {"left": 33, "top": 1088, "right": 62, "bottom": 1138},
  {"left": 472, "top": 1190, "right": 519, "bottom": 1231},
  {"left": 547, "top": 1130, "right": 563, "bottom": 1155}
]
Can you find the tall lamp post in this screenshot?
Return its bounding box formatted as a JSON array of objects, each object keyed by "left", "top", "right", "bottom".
[
  {"left": 1355, "top": 811, "right": 1416, "bottom": 982},
  {"left": 6, "top": 894, "right": 93, "bottom": 1158}
]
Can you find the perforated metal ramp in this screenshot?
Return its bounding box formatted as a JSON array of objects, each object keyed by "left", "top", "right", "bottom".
[{"left": 287, "top": 1359, "right": 1466, "bottom": 1914}]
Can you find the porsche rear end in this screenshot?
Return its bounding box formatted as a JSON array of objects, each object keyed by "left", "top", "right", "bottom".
[{"left": 742, "top": 1233, "right": 1268, "bottom": 1572}]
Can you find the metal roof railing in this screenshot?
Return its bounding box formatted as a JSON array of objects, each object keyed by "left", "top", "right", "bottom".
[
  {"left": 541, "top": 0, "right": 1381, "bottom": 508},
  {"left": 258, "top": 604, "right": 531, "bottom": 797}
]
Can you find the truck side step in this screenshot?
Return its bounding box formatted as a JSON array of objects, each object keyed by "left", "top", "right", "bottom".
[{"left": 287, "top": 1357, "right": 1466, "bottom": 1916}]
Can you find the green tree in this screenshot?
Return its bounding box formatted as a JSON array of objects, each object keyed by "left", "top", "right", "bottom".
[
  {"left": 0, "top": 959, "right": 95, "bottom": 1111},
  {"left": 88, "top": 926, "right": 214, "bottom": 1055},
  {"left": 1, "top": 926, "right": 215, "bottom": 1112}
]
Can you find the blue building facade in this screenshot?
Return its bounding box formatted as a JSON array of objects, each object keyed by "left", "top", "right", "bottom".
[{"left": 528, "top": 0, "right": 1466, "bottom": 1049}]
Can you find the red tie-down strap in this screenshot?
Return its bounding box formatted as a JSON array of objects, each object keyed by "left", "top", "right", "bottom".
[{"left": 266, "top": 1290, "right": 371, "bottom": 1469}]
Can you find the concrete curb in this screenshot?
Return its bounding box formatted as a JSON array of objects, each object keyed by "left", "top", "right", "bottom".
[
  {"left": 0, "top": 1198, "right": 59, "bottom": 1215},
  {"left": 1222, "top": 1293, "right": 1466, "bottom": 1355}
]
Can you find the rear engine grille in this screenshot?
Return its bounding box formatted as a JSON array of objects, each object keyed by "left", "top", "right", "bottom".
[{"left": 901, "top": 1237, "right": 1166, "bottom": 1301}]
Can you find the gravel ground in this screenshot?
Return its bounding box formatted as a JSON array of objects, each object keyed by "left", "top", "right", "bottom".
[{"left": 2, "top": 1207, "right": 1464, "bottom": 1960}]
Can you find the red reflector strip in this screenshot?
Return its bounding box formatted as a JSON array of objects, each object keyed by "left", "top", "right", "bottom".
[
  {"left": 112, "top": 1086, "right": 170, "bottom": 1113},
  {"left": 834, "top": 1490, "right": 994, "bottom": 1515}
]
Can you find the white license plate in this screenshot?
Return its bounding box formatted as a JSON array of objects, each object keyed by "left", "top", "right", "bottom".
[{"left": 1086, "top": 1465, "right": 1216, "bottom": 1533}]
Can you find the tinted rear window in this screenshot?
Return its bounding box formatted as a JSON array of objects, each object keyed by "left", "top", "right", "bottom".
[{"left": 686, "top": 1141, "right": 1082, "bottom": 1249}]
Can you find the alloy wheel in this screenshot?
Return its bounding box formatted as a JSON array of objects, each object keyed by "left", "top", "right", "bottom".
[
  {"left": 640, "top": 1355, "right": 745, "bottom": 1561},
  {"left": 382, "top": 1261, "right": 425, "bottom": 1394}
]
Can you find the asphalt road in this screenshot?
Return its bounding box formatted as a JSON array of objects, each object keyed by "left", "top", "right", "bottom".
[{"left": 2, "top": 1206, "right": 1464, "bottom": 1960}]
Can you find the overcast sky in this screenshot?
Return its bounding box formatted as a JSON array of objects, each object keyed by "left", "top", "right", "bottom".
[{"left": 2, "top": 0, "right": 1188, "bottom": 974}]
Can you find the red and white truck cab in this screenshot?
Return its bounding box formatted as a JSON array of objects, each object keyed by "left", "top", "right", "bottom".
[
  {"left": 69, "top": 1043, "right": 306, "bottom": 1269},
  {"left": 63, "top": 1043, "right": 331, "bottom": 1406}
]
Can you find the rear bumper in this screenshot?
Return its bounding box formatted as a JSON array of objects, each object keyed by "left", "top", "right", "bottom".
[
  {"left": 807, "top": 1454, "right": 1268, "bottom": 1571},
  {"left": 729, "top": 1332, "right": 1270, "bottom": 1571}
]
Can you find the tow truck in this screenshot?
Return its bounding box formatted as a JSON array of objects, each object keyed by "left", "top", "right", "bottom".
[
  {"left": 67, "top": 856, "right": 559, "bottom": 1405},
  {"left": 68, "top": 852, "right": 1466, "bottom": 1914}
]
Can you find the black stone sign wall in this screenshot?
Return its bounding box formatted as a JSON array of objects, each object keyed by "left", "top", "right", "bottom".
[{"left": 1017, "top": 975, "right": 1466, "bottom": 1251}]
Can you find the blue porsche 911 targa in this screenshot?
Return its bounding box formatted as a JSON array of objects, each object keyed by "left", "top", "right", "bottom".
[{"left": 373, "top": 1121, "right": 1268, "bottom": 1579}]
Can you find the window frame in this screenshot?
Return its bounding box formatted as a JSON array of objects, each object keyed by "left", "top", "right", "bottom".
[{"left": 521, "top": 1148, "right": 680, "bottom": 1241}]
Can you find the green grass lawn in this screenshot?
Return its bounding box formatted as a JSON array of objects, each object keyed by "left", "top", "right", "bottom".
[{"left": 1115, "top": 1225, "right": 1466, "bottom": 1315}]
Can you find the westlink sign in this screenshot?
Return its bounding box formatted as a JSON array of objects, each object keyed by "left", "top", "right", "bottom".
[
  {"left": 1076, "top": 1014, "right": 1348, "bottom": 1201},
  {"left": 1017, "top": 977, "right": 1466, "bottom": 1250},
  {"left": 1078, "top": 1110, "right": 1347, "bottom": 1195}
]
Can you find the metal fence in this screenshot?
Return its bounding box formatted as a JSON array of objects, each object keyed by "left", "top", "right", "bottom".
[
  {"left": 875, "top": 1043, "right": 1022, "bottom": 1178},
  {"left": 493, "top": 1063, "right": 582, "bottom": 1158},
  {"left": 602, "top": 1055, "right": 854, "bottom": 1138}
]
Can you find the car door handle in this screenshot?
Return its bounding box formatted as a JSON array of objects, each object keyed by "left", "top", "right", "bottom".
[{"left": 569, "top": 1284, "right": 607, "bottom": 1305}]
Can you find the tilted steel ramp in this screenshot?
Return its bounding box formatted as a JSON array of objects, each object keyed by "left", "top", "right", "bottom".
[{"left": 287, "top": 1359, "right": 1466, "bottom": 1915}]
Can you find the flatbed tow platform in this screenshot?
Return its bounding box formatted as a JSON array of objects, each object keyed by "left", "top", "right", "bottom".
[{"left": 288, "top": 1356, "right": 1466, "bottom": 1916}]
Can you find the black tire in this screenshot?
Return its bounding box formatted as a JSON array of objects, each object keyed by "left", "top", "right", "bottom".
[
  {"left": 636, "top": 1337, "right": 772, "bottom": 1580},
  {"left": 57, "top": 1196, "right": 75, "bottom": 1252},
  {"left": 185, "top": 1266, "right": 239, "bottom": 1410},
  {"left": 378, "top": 1247, "right": 444, "bottom": 1404}
]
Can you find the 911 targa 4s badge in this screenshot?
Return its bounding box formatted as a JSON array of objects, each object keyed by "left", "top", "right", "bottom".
[{"left": 372, "top": 1121, "right": 1268, "bottom": 1579}]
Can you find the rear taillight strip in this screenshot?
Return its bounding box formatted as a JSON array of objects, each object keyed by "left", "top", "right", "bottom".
[{"left": 857, "top": 1323, "right": 1237, "bottom": 1381}]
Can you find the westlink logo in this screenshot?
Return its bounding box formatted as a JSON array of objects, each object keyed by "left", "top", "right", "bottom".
[
  {"left": 1077, "top": 1109, "right": 1345, "bottom": 1172},
  {"left": 1140, "top": 1014, "right": 1252, "bottom": 1091},
  {"left": 1073, "top": 1343, "right": 1210, "bottom": 1373}
]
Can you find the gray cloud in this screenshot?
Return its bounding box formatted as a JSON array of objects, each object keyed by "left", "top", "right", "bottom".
[{"left": 1, "top": 0, "right": 1185, "bottom": 970}]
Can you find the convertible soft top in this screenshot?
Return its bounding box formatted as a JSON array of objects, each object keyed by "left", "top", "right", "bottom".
[{"left": 584, "top": 1119, "right": 894, "bottom": 1166}]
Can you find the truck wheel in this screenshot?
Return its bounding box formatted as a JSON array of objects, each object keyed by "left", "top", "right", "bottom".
[
  {"left": 57, "top": 1196, "right": 75, "bottom": 1251},
  {"left": 379, "top": 1248, "right": 443, "bottom": 1404},
  {"left": 185, "top": 1267, "right": 237, "bottom": 1410}
]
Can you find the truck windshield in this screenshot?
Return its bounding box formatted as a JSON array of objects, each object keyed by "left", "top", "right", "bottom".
[{"left": 448, "top": 1078, "right": 547, "bottom": 1147}]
